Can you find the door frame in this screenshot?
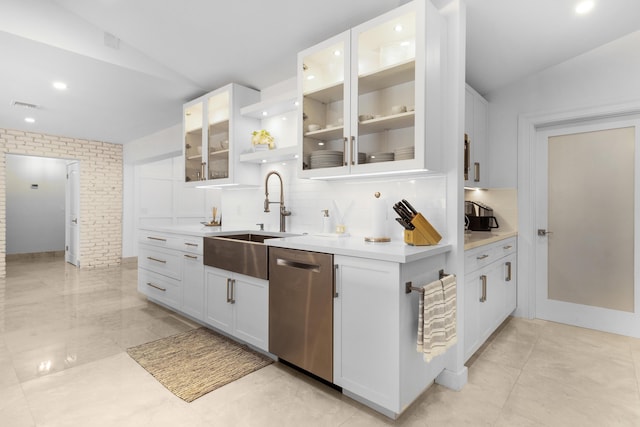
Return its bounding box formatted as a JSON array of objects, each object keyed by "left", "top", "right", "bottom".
[
  {"left": 517, "top": 101, "right": 640, "bottom": 321},
  {"left": 65, "top": 160, "right": 80, "bottom": 267}
]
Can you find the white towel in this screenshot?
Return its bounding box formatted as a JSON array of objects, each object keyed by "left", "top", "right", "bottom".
[{"left": 417, "top": 274, "right": 457, "bottom": 362}]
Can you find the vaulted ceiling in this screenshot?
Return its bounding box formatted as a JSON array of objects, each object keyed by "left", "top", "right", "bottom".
[{"left": 1, "top": 0, "right": 639, "bottom": 144}]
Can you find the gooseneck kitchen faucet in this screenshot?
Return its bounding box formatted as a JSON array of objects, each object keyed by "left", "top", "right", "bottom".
[{"left": 264, "top": 171, "right": 291, "bottom": 232}]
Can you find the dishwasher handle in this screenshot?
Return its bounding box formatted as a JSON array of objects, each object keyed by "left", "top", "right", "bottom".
[{"left": 276, "top": 258, "right": 320, "bottom": 273}]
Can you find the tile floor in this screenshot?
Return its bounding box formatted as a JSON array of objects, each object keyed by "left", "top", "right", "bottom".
[{"left": 2, "top": 257, "right": 640, "bottom": 426}]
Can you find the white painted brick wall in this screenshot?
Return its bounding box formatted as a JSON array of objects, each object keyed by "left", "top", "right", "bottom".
[{"left": 0, "top": 128, "right": 123, "bottom": 277}]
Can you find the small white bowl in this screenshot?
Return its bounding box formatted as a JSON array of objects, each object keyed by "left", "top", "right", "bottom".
[
  {"left": 308, "top": 124, "right": 321, "bottom": 132},
  {"left": 391, "top": 105, "right": 407, "bottom": 114},
  {"left": 358, "top": 114, "right": 373, "bottom": 122}
]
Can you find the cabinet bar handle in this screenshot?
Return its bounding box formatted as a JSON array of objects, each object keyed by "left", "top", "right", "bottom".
[
  {"left": 350, "top": 136, "right": 355, "bottom": 165},
  {"left": 184, "top": 242, "right": 198, "bottom": 247},
  {"left": 343, "top": 137, "right": 348, "bottom": 166},
  {"left": 476, "top": 254, "right": 489, "bottom": 260},
  {"left": 184, "top": 254, "right": 198, "bottom": 260},
  {"left": 333, "top": 264, "right": 339, "bottom": 298},
  {"left": 503, "top": 245, "right": 513, "bottom": 250},
  {"left": 201, "top": 162, "right": 206, "bottom": 181},
  {"left": 147, "top": 256, "right": 167, "bottom": 264},
  {"left": 147, "top": 236, "right": 167, "bottom": 242},
  {"left": 474, "top": 162, "right": 480, "bottom": 182},
  {"left": 226, "top": 278, "right": 231, "bottom": 303},
  {"left": 464, "top": 134, "right": 470, "bottom": 180},
  {"left": 506, "top": 261, "right": 512, "bottom": 282},
  {"left": 146, "top": 282, "right": 166, "bottom": 292},
  {"left": 480, "top": 275, "right": 487, "bottom": 302},
  {"left": 230, "top": 279, "right": 236, "bottom": 304}
]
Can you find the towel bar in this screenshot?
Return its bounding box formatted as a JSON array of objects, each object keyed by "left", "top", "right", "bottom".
[{"left": 405, "top": 269, "right": 452, "bottom": 294}]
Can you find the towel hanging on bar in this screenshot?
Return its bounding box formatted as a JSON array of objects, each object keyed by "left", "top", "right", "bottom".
[{"left": 417, "top": 274, "right": 457, "bottom": 362}]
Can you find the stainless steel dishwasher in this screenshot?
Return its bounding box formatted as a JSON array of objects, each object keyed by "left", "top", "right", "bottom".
[{"left": 268, "top": 247, "right": 334, "bottom": 383}]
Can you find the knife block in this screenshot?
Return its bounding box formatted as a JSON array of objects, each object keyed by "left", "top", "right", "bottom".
[{"left": 404, "top": 213, "right": 442, "bottom": 246}]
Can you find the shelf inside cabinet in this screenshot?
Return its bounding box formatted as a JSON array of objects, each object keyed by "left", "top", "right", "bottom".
[
  {"left": 209, "top": 120, "right": 229, "bottom": 134},
  {"left": 303, "top": 82, "right": 344, "bottom": 104},
  {"left": 186, "top": 154, "right": 204, "bottom": 161},
  {"left": 239, "top": 146, "right": 299, "bottom": 164},
  {"left": 358, "top": 60, "right": 415, "bottom": 95},
  {"left": 303, "top": 125, "right": 344, "bottom": 141},
  {"left": 240, "top": 90, "right": 298, "bottom": 119},
  {"left": 358, "top": 111, "right": 414, "bottom": 135},
  {"left": 209, "top": 149, "right": 229, "bottom": 157}
]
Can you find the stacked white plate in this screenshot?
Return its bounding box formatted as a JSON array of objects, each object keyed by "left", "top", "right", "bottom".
[
  {"left": 368, "top": 152, "right": 394, "bottom": 163},
  {"left": 310, "top": 150, "right": 344, "bottom": 169},
  {"left": 394, "top": 146, "right": 414, "bottom": 160}
]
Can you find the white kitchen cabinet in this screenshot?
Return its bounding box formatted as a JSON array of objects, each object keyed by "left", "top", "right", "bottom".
[
  {"left": 183, "top": 83, "right": 261, "bottom": 187},
  {"left": 204, "top": 266, "right": 269, "bottom": 351},
  {"left": 333, "top": 252, "right": 448, "bottom": 418},
  {"left": 137, "top": 229, "right": 206, "bottom": 322},
  {"left": 463, "top": 237, "right": 517, "bottom": 361},
  {"left": 182, "top": 251, "right": 204, "bottom": 320},
  {"left": 464, "top": 84, "right": 488, "bottom": 188},
  {"left": 298, "top": 0, "right": 444, "bottom": 179}
]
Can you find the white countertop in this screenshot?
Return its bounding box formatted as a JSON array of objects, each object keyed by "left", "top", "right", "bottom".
[
  {"left": 464, "top": 230, "right": 518, "bottom": 250},
  {"left": 139, "top": 225, "right": 451, "bottom": 263},
  {"left": 265, "top": 235, "right": 451, "bottom": 263}
]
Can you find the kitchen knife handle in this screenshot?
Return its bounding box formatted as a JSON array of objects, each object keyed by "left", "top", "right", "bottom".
[{"left": 402, "top": 199, "right": 418, "bottom": 215}]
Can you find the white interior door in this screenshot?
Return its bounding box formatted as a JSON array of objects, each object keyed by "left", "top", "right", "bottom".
[
  {"left": 535, "top": 119, "right": 640, "bottom": 337},
  {"left": 65, "top": 161, "right": 80, "bottom": 266}
]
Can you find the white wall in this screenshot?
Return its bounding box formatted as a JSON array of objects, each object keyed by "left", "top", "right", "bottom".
[
  {"left": 6, "top": 154, "right": 67, "bottom": 254},
  {"left": 486, "top": 30, "right": 640, "bottom": 188}
]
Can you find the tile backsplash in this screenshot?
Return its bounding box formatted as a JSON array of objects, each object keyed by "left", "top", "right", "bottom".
[{"left": 222, "top": 162, "right": 448, "bottom": 242}]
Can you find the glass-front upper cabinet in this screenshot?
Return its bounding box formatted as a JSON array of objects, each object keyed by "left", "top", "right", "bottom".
[
  {"left": 299, "top": 32, "right": 351, "bottom": 177},
  {"left": 184, "top": 101, "right": 204, "bottom": 182},
  {"left": 298, "top": 0, "right": 441, "bottom": 178},
  {"left": 207, "top": 91, "right": 230, "bottom": 181},
  {"left": 183, "top": 83, "right": 260, "bottom": 187}
]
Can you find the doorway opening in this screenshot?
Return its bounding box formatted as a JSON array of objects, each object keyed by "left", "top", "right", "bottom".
[{"left": 6, "top": 154, "right": 80, "bottom": 267}]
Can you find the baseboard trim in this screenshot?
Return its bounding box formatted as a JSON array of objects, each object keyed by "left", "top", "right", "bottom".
[{"left": 6, "top": 251, "right": 65, "bottom": 261}]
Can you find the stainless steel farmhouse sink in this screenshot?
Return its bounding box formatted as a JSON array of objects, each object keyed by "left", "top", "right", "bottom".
[{"left": 203, "top": 232, "right": 295, "bottom": 279}]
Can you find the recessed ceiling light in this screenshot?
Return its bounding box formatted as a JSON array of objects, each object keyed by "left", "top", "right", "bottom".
[
  {"left": 262, "top": 111, "right": 268, "bottom": 116},
  {"left": 333, "top": 50, "right": 341, "bottom": 56},
  {"left": 307, "top": 75, "right": 315, "bottom": 80},
  {"left": 575, "top": 0, "right": 594, "bottom": 14},
  {"left": 394, "top": 24, "right": 403, "bottom": 32},
  {"left": 53, "top": 81, "right": 67, "bottom": 90},
  {"left": 24, "top": 117, "right": 35, "bottom": 123}
]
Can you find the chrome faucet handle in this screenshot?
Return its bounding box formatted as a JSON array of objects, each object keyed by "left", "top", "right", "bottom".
[
  {"left": 263, "top": 198, "right": 270, "bottom": 212},
  {"left": 256, "top": 223, "right": 264, "bottom": 231},
  {"left": 281, "top": 207, "right": 292, "bottom": 216}
]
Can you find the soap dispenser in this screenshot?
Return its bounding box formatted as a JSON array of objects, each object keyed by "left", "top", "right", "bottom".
[{"left": 321, "top": 209, "right": 331, "bottom": 234}]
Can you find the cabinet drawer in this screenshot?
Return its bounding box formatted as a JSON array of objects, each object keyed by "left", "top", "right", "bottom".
[
  {"left": 181, "top": 237, "right": 204, "bottom": 255},
  {"left": 465, "top": 245, "right": 495, "bottom": 272},
  {"left": 496, "top": 238, "right": 516, "bottom": 258},
  {"left": 465, "top": 237, "right": 517, "bottom": 273},
  {"left": 138, "top": 268, "right": 181, "bottom": 309},
  {"left": 138, "top": 230, "right": 181, "bottom": 251},
  {"left": 139, "top": 246, "right": 182, "bottom": 280}
]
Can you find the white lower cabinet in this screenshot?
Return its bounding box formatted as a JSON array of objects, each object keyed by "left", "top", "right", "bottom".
[
  {"left": 464, "top": 237, "right": 517, "bottom": 361},
  {"left": 182, "top": 252, "right": 204, "bottom": 320},
  {"left": 204, "top": 266, "right": 269, "bottom": 351},
  {"left": 333, "top": 252, "right": 447, "bottom": 418},
  {"left": 138, "top": 229, "right": 205, "bottom": 322}
]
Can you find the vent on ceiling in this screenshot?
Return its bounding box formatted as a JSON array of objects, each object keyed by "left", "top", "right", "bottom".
[{"left": 11, "top": 101, "right": 39, "bottom": 109}]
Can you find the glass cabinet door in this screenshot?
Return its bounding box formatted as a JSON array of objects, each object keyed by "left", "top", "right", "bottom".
[
  {"left": 300, "top": 32, "right": 350, "bottom": 175},
  {"left": 353, "top": 9, "right": 417, "bottom": 168},
  {"left": 184, "top": 101, "right": 204, "bottom": 182},
  {"left": 207, "top": 91, "right": 230, "bottom": 180}
]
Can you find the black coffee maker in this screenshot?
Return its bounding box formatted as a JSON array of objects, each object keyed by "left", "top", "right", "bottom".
[{"left": 465, "top": 201, "right": 499, "bottom": 231}]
